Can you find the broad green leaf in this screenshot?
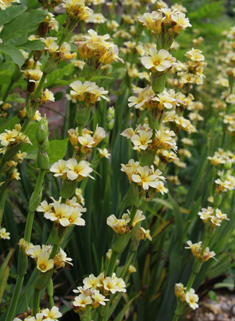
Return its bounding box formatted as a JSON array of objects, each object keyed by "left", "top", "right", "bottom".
[
  {"left": 45, "top": 64, "right": 74, "bottom": 88},
  {"left": 0, "top": 10, "right": 46, "bottom": 41},
  {"left": 0, "top": 44, "right": 25, "bottom": 67},
  {"left": 48, "top": 138, "right": 69, "bottom": 164},
  {"left": 18, "top": 40, "right": 45, "bottom": 51},
  {"left": 4, "top": 115, "right": 20, "bottom": 130},
  {"left": 0, "top": 5, "right": 27, "bottom": 25}
]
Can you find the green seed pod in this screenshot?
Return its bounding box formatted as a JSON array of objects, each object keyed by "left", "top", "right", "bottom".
[
  {"left": 107, "top": 119, "right": 114, "bottom": 130},
  {"left": 36, "top": 117, "right": 49, "bottom": 143},
  {"left": 42, "top": 57, "right": 58, "bottom": 74},
  {"left": 76, "top": 107, "right": 91, "bottom": 126},
  {"left": 60, "top": 179, "right": 77, "bottom": 199},
  {"left": 28, "top": 189, "right": 42, "bottom": 212},
  {"left": 37, "top": 151, "right": 49, "bottom": 170},
  {"left": 17, "top": 250, "right": 28, "bottom": 276},
  {"left": 47, "top": 278, "right": 54, "bottom": 297},
  {"left": 213, "top": 194, "right": 222, "bottom": 207},
  {"left": 151, "top": 73, "right": 166, "bottom": 94},
  {"left": 130, "top": 223, "right": 142, "bottom": 252},
  {"left": 224, "top": 161, "right": 232, "bottom": 170},
  {"left": 39, "top": 138, "right": 49, "bottom": 152}
]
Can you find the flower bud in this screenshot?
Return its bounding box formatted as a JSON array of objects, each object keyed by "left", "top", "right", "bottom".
[
  {"left": 37, "top": 151, "right": 49, "bottom": 170},
  {"left": 42, "top": 57, "right": 58, "bottom": 74},
  {"left": 108, "top": 119, "right": 114, "bottom": 130},
  {"left": 17, "top": 250, "right": 28, "bottom": 276},
  {"left": 34, "top": 269, "right": 54, "bottom": 291},
  {"left": 36, "top": 117, "right": 49, "bottom": 143},
  {"left": 60, "top": 179, "right": 77, "bottom": 199},
  {"left": 76, "top": 107, "right": 91, "bottom": 126},
  {"left": 28, "top": 189, "right": 42, "bottom": 212},
  {"left": 151, "top": 74, "right": 166, "bottom": 94},
  {"left": 224, "top": 161, "right": 232, "bottom": 170},
  {"left": 213, "top": 194, "right": 222, "bottom": 207}
]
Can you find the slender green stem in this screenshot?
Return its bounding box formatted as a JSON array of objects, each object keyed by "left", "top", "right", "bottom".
[
  {"left": 2, "top": 80, "right": 14, "bottom": 103},
  {"left": 5, "top": 275, "right": 24, "bottom": 321},
  {"left": 0, "top": 177, "right": 9, "bottom": 226},
  {"left": 24, "top": 170, "right": 45, "bottom": 242},
  {"left": 34, "top": 73, "right": 47, "bottom": 100},
  {"left": 47, "top": 279, "right": 54, "bottom": 308},
  {"left": 172, "top": 315, "right": 179, "bottom": 321},
  {"left": 106, "top": 251, "right": 118, "bottom": 276},
  {"left": 200, "top": 236, "right": 210, "bottom": 255},
  {"left": 49, "top": 243, "right": 60, "bottom": 259},
  {"left": 33, "top": 288, "right": 41, "bottom": 316},
  {"left": 186, "top": 272, "right": 196, "bottom": 292}
]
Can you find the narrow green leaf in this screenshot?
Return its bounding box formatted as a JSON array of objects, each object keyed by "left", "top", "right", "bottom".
[
  {"left": 113, "top": 294, "right": 139, "bottom": 321},
  {"left": 0, "top": 247, "right": 15, "bottom": 278},
  {"left": 168, "top": 193, "right": 183, "bottom": 244},
  {"left": 0, "top": 44, "right": 25, "bottom": 67},
  {"left": 0, "top": 5, "right": 27, "bottom": 25},
  {"left": 90, "top": 76, "right": 113, "bottom": 81}
]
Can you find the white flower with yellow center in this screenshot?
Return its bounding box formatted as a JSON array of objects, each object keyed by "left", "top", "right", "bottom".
[
  {"left": 185, "top": 48, "right": 204, "bottom": 62},
  {"left": 111, "top": 273, "right": 126, "bottom": 292},
  {"left": 67, "top": 207, "right": 85, "bottom": 226},
  {"left": 97, "top": 148, "right": 110, "bottom": 159},
  {"left": 31, "top": 110, "right": 42, "bottom": 122},
  {"left": 132, "top": 166, "right": 158, "bottom": 190},
  {"left": 185, "top": 240, "right": 202, "bottom": 257},
  {"left": 65, "top": 159, "right": 94, "bottom": 181},
  {"left": 152, "top": 90, "right": 176, "bottom": 110},
  {"left": 50, "top": 160, "right": 67, "bottom": 178},
  {"left": 27, "top": 245, "right": 43, "bottom": 260},
  {"left": 132, "top": 209, "right": 146, "bottom": 227},
  {"left": 131, "top": 130, "right": 152, "bottom": 150},
  {"left": 41, "top": 306, "right": 62, "bottom": 320},
  {"left": 73, "top": 293, "right": 92, "bottom": 308},
  {"left": 92, "top": 290, "right": 109, "bottom": 306},
  {"left": 103, "top": 277, "right": 119, "bottom": 294},
  {"left": 0, "top": 129, "right": 18, "bottom": 146},
  {"left": 37, "top": 252, "right": 54, "bottom": 273},
  {"left": 83, "top": 274, "right": 99, "bottom": 289},
  {"left": 11, "top": 168, "right": 20, "bottom": 181},
  {"left": 37, "top": 200, "right": 52, "bottom": 214},
  {"left": 156, "top": 181, "right": 168, "bottom": 194},
  {"left": 185, "top": 288, "right": 199, "bottom": 310},
  {"left": 44, "top": 202, "right": 71, "bottom": 227},
  {"left": 140, "top": 48, "right": 171, "bottom": 72},
  {"left": 41, "top": 37, "right": 59, "bottom": 54},
  {"left": 0, "top": 227, "right": 10, "bottom": 239},
  {"left": 140, "top": 227, "right": 152, "bottom": 241}
]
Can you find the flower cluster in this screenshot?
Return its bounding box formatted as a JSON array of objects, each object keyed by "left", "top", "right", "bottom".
[
  {"left": 37, "top": 197, "right": 86, "bottom": 227},
  {"left": 67, "top": 80, "right": 109, "bottom": 106},
  {"left": 72, "top": 272, "right": 126, "bottom": 312},
  {"left": 122, "top": 123, "right": 178, "bottom": 153},
  {"left": 138, "top": 7, "right": 191, "bottom": 39},
  {"left": 175, "top": 284, "right": 199, "bottom": 310},
  {"left": 75, "top": 29, "right": 123, "bottom": 66},
  {"left": 0, "top": 124, "right": 31, "bottom": 148},
  {"left": 107, "top": 209, "right": 151, "bottom": 240},
  {"left": 177, "top": 48, "right": 207, "bottom": 85},
  {"left": 121, "top": 159, "right": 167, "bottom": 195},
  {"left": 50, "top": 158, "right": 93, "bottom": 182},
  {"left": 68, "top": 124, "right": 106, "bottom": 156},
  {"left": 208, "top": 148, "right": 235, "bottom": 166},
  {"left": 198, "top": 207, "right": 229, "bottom": 227},
  {"left": 19, "top": 237, "right": 73, "bottom": 273},
  {"left": 185, "top": 241, "right": 216, "bottom": 263},
  {"left": 62, "top": 0, "right": 93, "bottom": 21},
  {"left": 13, "top": 306, "right": 62, "bottom": 321}
]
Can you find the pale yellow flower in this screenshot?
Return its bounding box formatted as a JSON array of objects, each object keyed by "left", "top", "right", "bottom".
[{"left": 37, "top": 252, "right": 54, "bottom": 273}]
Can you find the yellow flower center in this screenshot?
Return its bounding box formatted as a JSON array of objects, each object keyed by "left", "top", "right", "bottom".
[{"left": 39, "top": 263, "right": 47, "bottom": 271}]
